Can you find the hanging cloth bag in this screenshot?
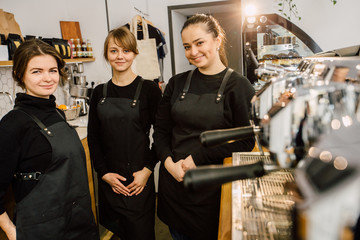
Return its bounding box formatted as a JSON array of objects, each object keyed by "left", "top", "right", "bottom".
[
  {"left": 130, "top": 15, "right": 161, "bottom": 80},
  {"left": 0, "top": 9, "right": 23, "bottom": 60},
  {"left": 0, "top": 9, "right": 23, "bottom": 40}
]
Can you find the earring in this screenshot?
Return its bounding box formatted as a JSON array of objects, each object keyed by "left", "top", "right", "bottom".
[{"left": 217, "top": 47, "right": 220, "bottom": 51}]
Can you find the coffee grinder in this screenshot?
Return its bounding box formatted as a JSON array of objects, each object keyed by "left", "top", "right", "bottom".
[{"left": 69, "top": 63, "right": 88, "bottom": 116}]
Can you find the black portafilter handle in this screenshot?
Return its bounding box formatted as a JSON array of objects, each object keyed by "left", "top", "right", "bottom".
[
  {"left": 183, "top": 161, "right": 265, "bottom": 192},
  {"left": 200, "top": 126, "right": 260, "bottom": 147}
]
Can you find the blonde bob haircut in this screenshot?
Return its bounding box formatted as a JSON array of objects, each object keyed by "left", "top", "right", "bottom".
[{"left": 103, "top": 26, "right": 139, "bottom": 61}]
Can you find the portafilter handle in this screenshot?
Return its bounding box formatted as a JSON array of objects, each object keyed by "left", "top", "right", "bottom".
[
  {"left": 183, "top": 161, "right": 265, "bottom": 192},
  {"left": 200, "top": 125, "right": 261, "bottom": 147}
]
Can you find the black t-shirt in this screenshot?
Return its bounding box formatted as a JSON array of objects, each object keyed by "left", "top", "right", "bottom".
[
  {"left": 154, "top": 68, "right": 256, "bottom": 166},
  {"left": 0, "top": 93, "right": 65, "bottom": 214},
  {"left": 87, "top": 77, "right": 162, "bottom": 178}
]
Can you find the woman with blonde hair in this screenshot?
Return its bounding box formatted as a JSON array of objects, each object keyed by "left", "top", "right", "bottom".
[{"left": 87, "top": 26, "right": 162, "bottom": 240}]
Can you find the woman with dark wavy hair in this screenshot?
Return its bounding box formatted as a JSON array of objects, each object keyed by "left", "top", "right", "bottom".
[{"left": 0, "top": 39, "right": 99, "bottom": 240}]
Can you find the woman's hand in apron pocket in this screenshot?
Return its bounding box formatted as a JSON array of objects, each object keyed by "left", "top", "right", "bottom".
[
  {"left": 182, "top": 155, "right": 197, "bottom": 172},
  {"left": 164, "top": 157, "right": 185, "bottom": 182},
  {"left": 102, "top": 173, "right": 131, "bottom": 196},
  {"left": 127, "top": 168, "right": 152, "bottom": 196}
]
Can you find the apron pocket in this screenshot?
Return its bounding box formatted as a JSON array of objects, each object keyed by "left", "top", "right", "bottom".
[
  {"left": 65, "top": 194, "right": 97, "bottom": 237},
  {"left": 17, "top": 204, "right": 66, "bottom": 227},
  {"left": 16, "top": 207, "right": 66, "bottom": 240}
]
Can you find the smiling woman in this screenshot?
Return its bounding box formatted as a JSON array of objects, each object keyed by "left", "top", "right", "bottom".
[
  {"left": 11, "top": 40, "right": 66, "bottom": 92},
  {"left": 87, "top": 26, "right": 162, "bottom": 240},
  {"left": 0, "top": 39, "right": 99, "bottom": 240},
  {"left": 106, "top": 38, "right": 137, "bottom": 79},
  {"left": 22, "top": 55, "right": 60, "bottom": 98},
  {"left": 181, "top": 15, "right": 227, "bottom": 75},
  {"left": 153, "top": 14, "right": 255, "bottom": 240}
]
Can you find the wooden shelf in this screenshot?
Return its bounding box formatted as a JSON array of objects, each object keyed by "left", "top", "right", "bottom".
[
  {"left": 64, "top": 57, "right": 95, "bottom": 64},
  {"left": 0, "top": 58, "right": 95, "bottom": 67},
  {"left": 0, "top": 61, "right": 13, "bottom": 67}
]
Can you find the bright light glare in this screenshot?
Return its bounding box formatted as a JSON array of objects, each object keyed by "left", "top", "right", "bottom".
[
  {"left": 259, "top": 16, "right": 267, "bottom": 23},
  {"left": 334, "top": 156, "right": 348, "bottom": 170},
  {"left": 342, "top": 115, "right": 353, "bottom": 127},
  {"left": 245, "top": 4, "right": 257, "bottom": 16},
  {"left": 247, "top": 16, "right": 256, "bottom": 24},
  {"left": 331, "top": 119, "right": 341, "bottom": 130},
  {"left": 308, "top": 147, "right": 319, "bottom": 158},
  {"left": 319, "top": 151, "right": 332, "bottom": 162}
]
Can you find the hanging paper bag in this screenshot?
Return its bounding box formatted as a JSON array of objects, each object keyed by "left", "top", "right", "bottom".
[
  {"left": 0, "top": 9, "right": 23, "bottom": 40},
  {"left": 130, "top": 15, "right": 161, "bottom": 80},
  {"left": 0, "top": 9, "right": 23, "bottom": 60}
]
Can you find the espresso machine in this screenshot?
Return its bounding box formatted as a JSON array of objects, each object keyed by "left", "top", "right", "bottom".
[{"left": 184, "top": 55, "right": 360, "bottom": 239}]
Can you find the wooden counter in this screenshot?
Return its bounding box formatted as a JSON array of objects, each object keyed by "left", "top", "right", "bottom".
[
  {"left": 218, "top": 157, "right": 232, "bottom": 240},
  {"left": 81, "top": 137, "right": 97, "bottom": 223},
  {"left": 75, "top": 126, "right": 97, "bottom": 222}
]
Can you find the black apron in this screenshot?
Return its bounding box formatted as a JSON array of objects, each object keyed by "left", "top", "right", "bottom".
[
  {"left": 14, "top": 109, "right": 99, "bottom": 240},
  {"left": 158, "top": 68, "right": 234, "bottom": 240},
  {"left": 96, "top": 79, "right": 155, "bottom": 240}
]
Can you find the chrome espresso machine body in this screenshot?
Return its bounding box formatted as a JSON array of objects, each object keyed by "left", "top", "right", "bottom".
[
  {"left": 186, "top": 55, "right": 360, "bottom": 240},
  {"left": 236, "top": 56, "right": 360, "bottom": 240},
  {"left": 251, "top": 56, "right": 360, "bottom": 167},
  {"left": 218, "top": 12, "right": 360, "bottom": 238}
]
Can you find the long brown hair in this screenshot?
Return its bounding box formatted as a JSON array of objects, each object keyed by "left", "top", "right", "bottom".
[
  {"left": 181, "top": 13, "right": 228, "bottom": 67},
  {"left": 12, "top": 39, "right": 66, "bottom": 89},
  {"left": 103, "top": 26, "right": 139, "bottom": 61}
]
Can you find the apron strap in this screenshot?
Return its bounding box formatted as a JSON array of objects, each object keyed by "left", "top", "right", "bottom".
[
  {"left": 14, "top": 106, "right": 54, "bottom": 137},
  {"left": 100, "top": 81, "right": 109, "bottom": 105},
  {"left": 14, "top": 172, "right": 42, "bottom": 181},
  {"left": 179, "top": 68, "right": 234, "bottom": 103},
  {"left": 131, "top": 78, "right": 144, "bottom": 108},
  {"left": 55, "top": 108, "right": 66, "bottom": 121},
  {"left": 180, "top": 70, "right": 195, "bottom": 101},
  {"left": 215, "top": 68, "right": 233, "bottom": 103},
  {"left": 100, "top": 78, "right": 144, "bottom": 107},
  {"left": 13, "top": 106, "right": 49, "bottom": 181}
]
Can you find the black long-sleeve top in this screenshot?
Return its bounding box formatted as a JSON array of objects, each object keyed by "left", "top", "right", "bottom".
[
  {"left": 0, "top": 93, "right": 65, "bottom": 215},
  {"left": 87, "top": 77, "right": 162, "bottom": 178},
  {"left": 153, "top": 68, "right": 255, "bottom": 166}
]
